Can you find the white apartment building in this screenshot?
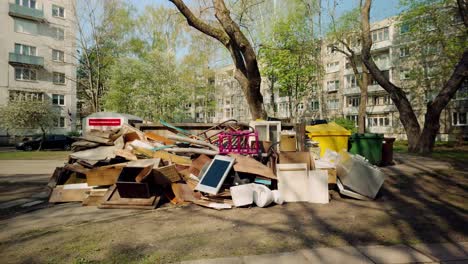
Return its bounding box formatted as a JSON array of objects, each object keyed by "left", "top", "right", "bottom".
[
  {"left": 213, "top": 16, "right": 468, "bottom": 140},
  {"left": 0, "top": 0, "right": 77, "bottom": 136}
]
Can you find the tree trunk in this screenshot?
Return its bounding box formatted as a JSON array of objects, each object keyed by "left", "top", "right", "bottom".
[
  {"left": 361, "top": 0, "right": 467, "bottom": 154},
  {"left": 170, "top": 0, "right": 266, "bottom": 120},
  {"left": 361, "top": 0, "right": 421, "bottom": 152},
  {"left": 358, "top": 71, "right": 368, "bottom": 134}
]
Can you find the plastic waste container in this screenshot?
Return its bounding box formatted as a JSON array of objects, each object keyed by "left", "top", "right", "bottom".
[
  {"left": 306, "top": 122, "right": 351, "bottom": 157},
  {"left": 381, "top": 137, "right": 396, "bottom": 166},
  {"left": 349, "top": 133, "right": 383, "bottom": 165}
]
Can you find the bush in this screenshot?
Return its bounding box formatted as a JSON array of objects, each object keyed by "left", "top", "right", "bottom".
[
  {"left": 332, "top": 117, "right": 357, "bottom": 133},
  {"left": 67, "top": 130, "right": 81, "bottom": 137}
]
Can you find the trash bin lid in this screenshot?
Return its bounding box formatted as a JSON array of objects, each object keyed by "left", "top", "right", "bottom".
[
  {"left": 305, "top": 122, "right": 352, "bottom": 136},
  {"left": 350, "top": 133, "right": 384, "bottom": 139}
]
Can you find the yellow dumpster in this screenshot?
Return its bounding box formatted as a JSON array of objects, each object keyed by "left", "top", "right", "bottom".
[{"left": 306, "top": 122, "right": 351, "bottom": 157}]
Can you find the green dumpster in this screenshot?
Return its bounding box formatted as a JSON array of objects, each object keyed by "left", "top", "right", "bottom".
[{"left": 349, "top": 133, "right": 383, "bottom": 165}]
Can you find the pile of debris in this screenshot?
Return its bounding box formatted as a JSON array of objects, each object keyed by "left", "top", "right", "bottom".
[{"left": 47, "top": 121, "right": 386, "bottom": 210}]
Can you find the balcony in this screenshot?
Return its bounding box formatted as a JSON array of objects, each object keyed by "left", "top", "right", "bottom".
[
  {"left": 343, "top": 87, "right": 361, "bottom": 95},
  {"left": 8, "top": 3, "right": 45, "bottom": 22},
  {"left": 9, "top": 53, "right": 44, "bottom": 67}
]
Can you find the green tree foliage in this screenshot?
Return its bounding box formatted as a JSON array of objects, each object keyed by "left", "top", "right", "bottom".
[
  {"left": 104, "top": 50, "right": 189, "bottom": 122},
  {"left": 0, "top": 101, "right": 60, "bottom": 145},
  {"left": 259, "top": 4, "right": 321, "bottom": 122},
  {"left": 396, "top": 0, "right": 467, "bottom": 102}
]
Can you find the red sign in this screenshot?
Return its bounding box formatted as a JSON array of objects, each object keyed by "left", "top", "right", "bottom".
[{"left": 88, "top": 118, "right": 122, "bottom": 126}]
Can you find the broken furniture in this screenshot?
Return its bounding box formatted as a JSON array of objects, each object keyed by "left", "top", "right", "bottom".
[
  {"left": 218, "top": 130, "right": 259, "bottom": 155},
  {"left": 336, "top": 151, "right": 385, "bottom": 199}
]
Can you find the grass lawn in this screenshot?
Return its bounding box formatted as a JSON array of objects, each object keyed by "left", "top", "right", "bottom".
[
  {"left": 0, "top": 151, "right": 70, "bottom": 160},
  {"left": 394, "top": 140, "right": 468, "bottom": 162}
]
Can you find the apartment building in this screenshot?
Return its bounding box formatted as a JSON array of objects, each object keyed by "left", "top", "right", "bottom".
[
  {"left": 0, "top": 0, "right": 77, "bottom": 136},
  {"left": 212, "top": 16, "right": 468, "bottom": 140}
]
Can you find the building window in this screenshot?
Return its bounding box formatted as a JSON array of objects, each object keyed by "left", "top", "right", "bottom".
[
  {"left": 400, "top": 70, "right": 410, "bottom": 80},
  {"left": 52, "top": 94, "right": 65, "bottom": 106},
  {"left": 14, "top": 18, "right": 38, "bottom": 35},
  {"left": 52, "top": 5, "right": 65, "bottom": 18},
  {"left": 55, "top": 116, "right": 65, "bottom": 128},
  {"left": 452, "top": 112, "right": 467, "bottom": 126},
  {"left": 52, "top": 49, "right": 64, "bottom": 62},
  {"left": 52, "top": 27, "right": 65, "bottom": 40},
  {"left": 400, "top": 23, "right": 410, "bottom": 34},
  {"left": 455, "top": 80, "right": 468, "bottom": 99},
  {"left": 400, "top": 47, "right": 410, "bottom": 57},
  {"left": 53, "top": 72, "right": 65, "bottom": 84},
  {"left": 327, "top": 99, "right": 339, "bottom": 110},
  {"left": 326, "top": 61, "right": 340, "bottom": 73},
  {"left": 311, "top": 100, "right": 320, "bottom": 111},
  {"left": 327, "top": 80, "right": 340, "bottom": 92},
  {"left": 367, "top": 114, "right": 390, "bottom": 127},
  {"left": 347, "top": 96, "right": 360, "bottom": 107},
  {"left": 15, "top": 67, "right": 37, "bottom": 81},
  {"left": 371, "top": 27, "right": 389, "bottom": 42},
  {"left": 9, "top": 90, "right": 44, "bottom": 101},
  {"left": 346, "top": 115, "right": 358, "bottom": 126},
  {"left": 298, "top": 103, "right": 304, "bottom": 110},
  {"left": 369, "top": 70, "right": 389, "bottom": 85},
  {"left": 14, "top": 43, "right": 36, "bottom": 56},
  {"left": 345, "top": 75, "right": 358, "bottom": 88},
  {"left": 16, "top": 0, "right": 36, "bottom": 8}
]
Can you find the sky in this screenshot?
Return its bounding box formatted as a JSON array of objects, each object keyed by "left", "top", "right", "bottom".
[
  {"left": 129, "top": 0, "right": 403, "bottom": 21},
  {"left": 124, "top": 0, "right": 404, "bottom": 65}
]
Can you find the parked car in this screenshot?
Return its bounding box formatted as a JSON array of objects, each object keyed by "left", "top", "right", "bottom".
[{"left": 16, "top": 135, "right": 75, "bottom": 151}]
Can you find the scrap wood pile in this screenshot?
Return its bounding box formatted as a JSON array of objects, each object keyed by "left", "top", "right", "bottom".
[{"left": 47, "top": 120, "right": 386, "bottom": 210}]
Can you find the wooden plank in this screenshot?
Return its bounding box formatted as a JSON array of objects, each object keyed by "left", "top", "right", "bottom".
[
  {"left": 134, "top": 165, "right": 154, "bottom": 183},
  {"left": 86, "top": 165, "right": 124, "bottom": 186},
  {"left": 279, "top": 151, "right": 314, "bottom": 170},
  {"left": 145, "top": 131, "right": 176, "bottom": 145},
  {"left": 49, "top": 185, "right": 90, "bottom": 203},
  {"left": 230, "top": 154, "right": 276, "bottom": 179},
  {"left": 99, "top": 186, "right": 160, "bottom": 209},
  {"left": 153, "top": 164, "right": 181, "bottom": 183},
  {"left": 171, "top": 183, "right": 202, "bottom": 202},
  {"left": 152, "top": 150, "right": 192, "bottom": 165},
  {"left": 114, "top": 149, "right": 138, "bottom": 161},
  {"left": 189, "top": 154, "right": 212, "bottom": 176},
  {"left": 64, "top": 163, "right": 89, "bottom": 175},
  {"left": 82, "top": 189, "right": 107, "bottom": 206},
  {"left": 98, "top": 197, "right": 160, "bottom": 210}
]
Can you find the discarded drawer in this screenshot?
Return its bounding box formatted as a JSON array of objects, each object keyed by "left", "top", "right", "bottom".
[{"left": 116, "top": 167, "right": 153, "bottom": 198}]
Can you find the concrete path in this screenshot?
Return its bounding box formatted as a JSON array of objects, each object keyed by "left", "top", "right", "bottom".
[{"left": 180, "top": 242, "right": 468, "bottom": 264}]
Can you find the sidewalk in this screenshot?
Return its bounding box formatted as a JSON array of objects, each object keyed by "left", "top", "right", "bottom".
[{"left": 180, "top": 242, "right": 468, "bottom": 264}]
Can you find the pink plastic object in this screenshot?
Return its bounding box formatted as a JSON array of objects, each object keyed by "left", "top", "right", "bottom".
[{"left": 218, "top": 130, "right": 260, "bottom": 155}]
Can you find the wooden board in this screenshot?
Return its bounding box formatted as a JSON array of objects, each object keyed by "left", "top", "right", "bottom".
[
  {"left": 152, "top": 150, "right": 191, "bottom": 165},
  {"left": 171, "top": 183, "right": 201, "bottom": 202},
  {"left": 49, "top": 185, "right": 90, "bottom": 203},
  {"left": 86, "top": 165, "right": 124, "bottom": 186},
  {"left": 279, "top": 151, "right": 314, "bottom": 170},
  {"left": 145, "top": 131, "right": 175, "bottom": 145},
  {"left": 153, "top": 164, "right": 181, "bottom": 184},
  {"left": 98, "top": 186, "right": 159, "bottom": 209},
  {"left": 64, "top": 163, "right": 90, "bottom": 175},
  {"left": 230, "top": 154, "right": 276, "bottom": 179},
  {"left": 114, "top": 149, "right": 138, "bottom": 161},
  {"left": 82, "top": 189, "right": 108, "bottom": 206},
  {"left": 189, "top": 154, "right": 212, "bottom": 176}
]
